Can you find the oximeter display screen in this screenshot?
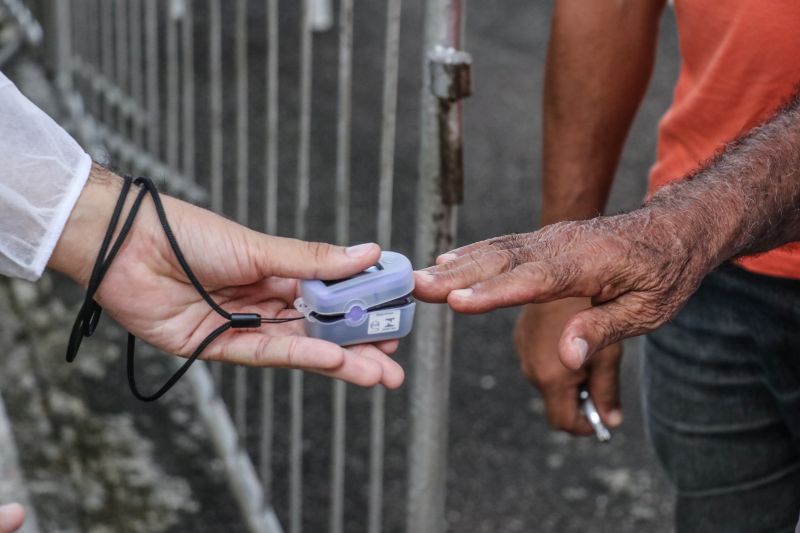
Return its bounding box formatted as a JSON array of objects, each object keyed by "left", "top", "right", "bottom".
[{"left": 322, "top": 263, "right": 384, "bottom": 287}]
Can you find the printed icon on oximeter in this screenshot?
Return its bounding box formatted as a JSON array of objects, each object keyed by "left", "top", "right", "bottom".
[{"left": 294, "top": 251, "right": 416, "bottom": 346}]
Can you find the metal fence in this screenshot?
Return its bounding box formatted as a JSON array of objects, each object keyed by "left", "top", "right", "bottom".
[{"left": 36, "top": 0, "right": 469, "bottom": 531}]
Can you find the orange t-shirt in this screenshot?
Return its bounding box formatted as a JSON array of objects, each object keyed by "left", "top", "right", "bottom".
[{"left": 648, "top": 0, "right": 800, "bottom": 279}]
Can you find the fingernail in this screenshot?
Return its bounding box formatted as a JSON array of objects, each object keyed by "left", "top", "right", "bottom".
[
  {"left": 451, "top": 288, "right": 473, "bottom": 299},
  {"left": 607, "top": 409, "right": 623, "bottom": 428},
  {"left": 571, "top": 337, "right": 589, "bottom": 365},
  {"left": 438, "top": 253, "right": 457, "bottom": 263},
  {"left": 346, "top": 243, "right": 377, "bottom": 257}
]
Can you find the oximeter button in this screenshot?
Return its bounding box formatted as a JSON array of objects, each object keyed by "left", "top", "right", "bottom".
[{"left": 345, "top": 306, "right": 367, "bottom": 325}]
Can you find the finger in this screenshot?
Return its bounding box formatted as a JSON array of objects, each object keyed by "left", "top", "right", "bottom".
[
  {"left": 310, "top": 346, "right": 388, "bottom": 388},
  {"left": 416, "top": 241, "right": 549, "bottom": 304},
  {"left": 255, "top": 235, "right": 381, "bottom": 280},
  {"left": 445, "top": 259, "right": 591, "bottom": 313},
  {"left": 207, "top": 333, "right": 347, "bottom": 369},
  {"left": 374, "top": 339, "right": 400, "bottom": 355},
  {"left": 586, "top": 344, "right": 624, "bottom": 428},
  {"left": 415, "top": 249, "right": 519, "bottom": 303},
  {"left": 0, "top": 504, "right": 24, "bottom": 533},
  {"left": 435, "top": 233, "right": 532, "bottom": 264},
  {"left": 540, "top": 386, "right": 593, "bottom": 436},
  {"left": 346, "top": 343, "right": 405, "bottom": 388},
  {"left": 558, "top": 293, "right": 650, "bottom": 370},
  {"left": 217, "top": 277, "right": 299, "bottom": 306}
]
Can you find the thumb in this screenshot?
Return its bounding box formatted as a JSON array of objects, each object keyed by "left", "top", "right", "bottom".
[
  {"left": 255, "top": 236, "right": 381, "bottom": 280},
  {"left": 557, "top": 294, "right": 642, "bottom": 370},
  {"left": 0, "top": 503, "right": 25, "bottom": 533}
]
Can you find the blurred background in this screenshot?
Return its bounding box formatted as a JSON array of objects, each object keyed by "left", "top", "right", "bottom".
[{"left": 0, "top": 1, "right": 680, "bottom": 532}]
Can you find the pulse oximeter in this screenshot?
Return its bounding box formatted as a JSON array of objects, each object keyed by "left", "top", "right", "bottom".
[{"left": 294, "top": 251, "right": 416, "bottom": 346}]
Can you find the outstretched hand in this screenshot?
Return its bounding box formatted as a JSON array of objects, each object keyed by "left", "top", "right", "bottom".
[
  {"left": 414, "top": 210, "right": 711, "bottom": 370},
  {"left": 50, "top": 165, "right": 404, "bottom": 389}
]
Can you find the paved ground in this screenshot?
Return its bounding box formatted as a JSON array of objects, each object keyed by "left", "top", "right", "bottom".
[{"left": 1, "top": 1, "right": 682, "bottom": 532}]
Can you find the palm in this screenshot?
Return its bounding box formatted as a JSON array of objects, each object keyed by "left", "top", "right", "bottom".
[{"left": 91, "top": 193, "right": 404, "bottom": 388}]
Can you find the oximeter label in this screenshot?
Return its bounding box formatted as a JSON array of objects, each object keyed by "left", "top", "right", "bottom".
[{"left": 368, "top": 310, "right": 402, "bottom": 335}]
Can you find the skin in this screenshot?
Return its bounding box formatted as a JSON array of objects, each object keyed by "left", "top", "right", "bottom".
[
  {"left": 48, "top": 163, "right": 406, "bottom": 389},
  {"left": 415, "top": 90, "right": 800, "bottom": 406},
  {"left": 0, "top": 505, "right": 24, "bottom": 533},
  {"left": 513, "top": 0, "right": 667, "bottom": 434}
]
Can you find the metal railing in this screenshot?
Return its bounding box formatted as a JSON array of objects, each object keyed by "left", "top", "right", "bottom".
[{"left": 40, "top": 1, "right": 470, "bottom": 531}]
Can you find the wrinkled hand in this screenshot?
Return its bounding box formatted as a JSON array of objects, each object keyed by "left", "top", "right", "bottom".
[
  {"left": 0, "top": 504, "right": 24, "bottom": 533},
  {"left": 50, "top": 165, "right": 404, "bottom": 389},
  {"left": 414, "top": 211, "right": 708, "bottom": 369},
  {"left": 515, "top": 299, "right": 622, "bottom": 434}
]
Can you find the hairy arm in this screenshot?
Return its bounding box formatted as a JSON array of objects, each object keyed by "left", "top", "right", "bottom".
[
  {"left": 416, "top": 92, "right": 800, "bottom": 368},
  {"left": 541, "top": 0, "right": 665, "bottom": 224},
  {"left": 650, "top": 94, "right": 800, "bottom": 262}
]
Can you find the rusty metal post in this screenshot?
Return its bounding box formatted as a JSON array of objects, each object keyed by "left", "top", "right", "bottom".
[{"left": 407, "top": 0, "right": 471, "bottom": 532}]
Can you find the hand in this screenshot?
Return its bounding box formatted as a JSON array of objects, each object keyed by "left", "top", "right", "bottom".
[
  {"left": 0, "top": 504, "right": 24, "bottom": 533},
  {"left": 515, "top": 299, "right": 622, "bottom": 435},
  {"left": 50, "top": 165, "right": 404, "bottom": 389},
  {"left": 414, "top": 210, "right": 710, "bottom": 369}
]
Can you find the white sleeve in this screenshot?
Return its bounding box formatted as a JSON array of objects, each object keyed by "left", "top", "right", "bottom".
[{"left": 0, "top": 71, "right": 92, "bottom": 281}]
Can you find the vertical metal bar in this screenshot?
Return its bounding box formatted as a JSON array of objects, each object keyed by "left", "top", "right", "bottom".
[
  {"left": 406, "top": 1, "right": 465, "bottom": 533},
  {"left": 308, "top": 0, "right": 334, "bottom": 31},
  {"left": 166, "top": 0, "right": 181, "bottom": 173},
  {"left": 115, "top": 0, "right": 129, "bottom": 150},
  {"left": 369, "top": 3, "right": 403, "bottom": 532},
  {"left": 181, "top": 0, "right": 196, "bottom": 181},
  {"left": 71, "top": 0, "right": 82, "bottom": 94},
  {"left": 130, "top": 0, "right": 144, "bottom": 153},
  {"left": 209, "top": 0, "right": 224, "bottom": 387},
  {"left": 264, "top": 0, "right": 280, "bottom": 238},
  {"left": 295, "top": 0, "right": 313, "bottom": 240},
  {"left": 234, "top": 0, "right": 250, "bottom": 441},
  {"left": 376, "top": 0, "right": 402, "bottom": 249},
  {"left": 291, "top": 2, "right": 314, "bottom": 531},
  {"left": 145, "top": 0, "right": 160, "bottom": 161},
  {"left": 92, "top": 0, "right": 103, "bottom": 122},
  {"left": 53, "top": 0, "right": 73, "bottom": 94},
  {"left": 102, "top": 0, "right": 114, "bottom": 127},
  {"left": 260, "top": 0, "right": 280, "bottom": 507},
  {"left": 330, "top": 0, "right": 353, "bottom": 530},
  {"left": 74, "top": 0, "right": 85, "bottom": 113}
]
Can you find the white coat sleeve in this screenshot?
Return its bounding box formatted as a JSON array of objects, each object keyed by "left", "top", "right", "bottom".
[{"left": 0, "top": 71, "right": 92, "bottom": 281}]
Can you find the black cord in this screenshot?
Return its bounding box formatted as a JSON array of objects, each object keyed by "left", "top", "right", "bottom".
[{"left": 67, "top": 177, "right": 303, "bottom": 402}]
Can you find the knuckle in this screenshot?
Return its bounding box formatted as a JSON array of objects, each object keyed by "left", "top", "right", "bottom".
[
  {"left": 534, "top": 368, "right": 565, "bottom": 389},
  {"left": 254, "top": 336, "right": 276, "bottom": 365},
  {"left": 546, "top": 412, "right": 571, "bottom": 432},
  {"left": 284, "top": 336, "right": 300, "bottom": 367},
  {"left": 308, "top": 241, "right": 328, "bottom": 263}
]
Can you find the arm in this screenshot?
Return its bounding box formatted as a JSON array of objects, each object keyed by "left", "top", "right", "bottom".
[
  {"left": 515, "top": 0, "right": 666, "bottom": 435},
  {"left": 416, "top": 91, "right": 800, "bottom": 371},
  {"left": 540, "top": 0, "right": 665, "bottom": 224}
]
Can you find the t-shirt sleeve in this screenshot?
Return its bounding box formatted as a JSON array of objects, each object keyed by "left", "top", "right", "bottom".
[{"left": 0, "top": 70, "right": 92, "bottom": 281}]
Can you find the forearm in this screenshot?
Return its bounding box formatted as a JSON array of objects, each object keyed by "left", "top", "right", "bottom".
[
  {"left": 646, "top": 93, "right": 800, "bottom": 270},
  {"left": 541, "top": 0, "right": 665, "bottom": 225}
]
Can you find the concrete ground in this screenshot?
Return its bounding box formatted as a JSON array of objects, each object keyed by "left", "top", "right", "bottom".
[{"left": 0, "top": 1, "right": 682, "bottom": 532}]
